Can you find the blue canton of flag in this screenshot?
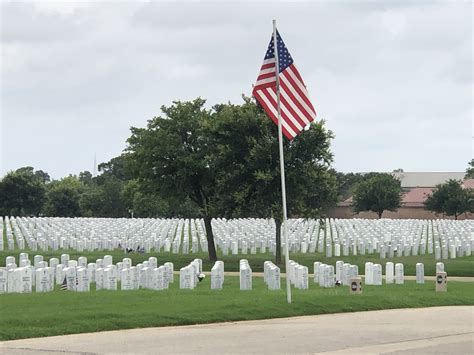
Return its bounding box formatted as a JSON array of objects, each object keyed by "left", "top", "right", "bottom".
[{"left": 264, "top": 31, "right": 294, "bottom": 73}]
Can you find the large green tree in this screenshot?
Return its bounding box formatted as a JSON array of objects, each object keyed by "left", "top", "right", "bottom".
[
  {"left": 210, "top": 98, "right": 338, "bottom": 264},
  {"left": 126, "top": 98, "right": 219, "bottom": 261},
  {"left": 352, "top": 173, "right": 402, "bottom": 218},
  {"left": 425, "top": 179, "right": 473, "bottom": 219},
  {"left": 0, "top": 167, "right": 46, "bottom": 216},
  {"left": 42, "top": 176, "right": 83, "bottom": 217}
]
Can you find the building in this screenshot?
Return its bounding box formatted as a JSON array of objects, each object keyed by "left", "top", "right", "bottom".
[{"left": 328, "top": 172, "right": 473, "bottom": 220}]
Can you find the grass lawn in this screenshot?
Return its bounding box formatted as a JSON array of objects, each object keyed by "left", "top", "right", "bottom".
[
  {"left": 0, "top": 277, "right": 473, "bottom": 341},
  {"left": 1, "top": 249, "right": 473, "bottom": 276}
]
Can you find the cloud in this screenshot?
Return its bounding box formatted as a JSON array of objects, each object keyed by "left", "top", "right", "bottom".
[{"left": 0, "top": 0, "right": 472, "bottom": 178}]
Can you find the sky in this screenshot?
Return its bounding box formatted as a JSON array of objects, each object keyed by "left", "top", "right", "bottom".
[{"left": 1, "top": 0, "right": 472, "bottom": 179}]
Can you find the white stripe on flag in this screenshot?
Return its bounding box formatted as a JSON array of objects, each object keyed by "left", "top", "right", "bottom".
[
  {"left": 256, "top": 89, "right": 297, "bottom": 138},
  {"left": 280, "top": 72, "right": 316, "bottom": 121},
  {"left": 279, "top": 86, "right": 311, "bottom": 126},
  {"left": 285, "top": 67, "right": 316, "bottom": 119}
]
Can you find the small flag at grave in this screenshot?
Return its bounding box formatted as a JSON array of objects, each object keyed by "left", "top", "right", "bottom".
[{"left": 60, "top": 276, "right": 68, "bottom": 290}]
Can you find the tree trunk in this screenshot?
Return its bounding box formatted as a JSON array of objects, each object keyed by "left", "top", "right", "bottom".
[
  {"left": 203, "top": 215, "right": 218, "bottom": 262},
  {"left": 378, "top": 211, "right": 383, "bottom": 219},
  {"left": 454, "top": 213, "right": 458, "bottom": 220},
  {"left": 275, "top": 218, "right": 282, "bottom": 265}
]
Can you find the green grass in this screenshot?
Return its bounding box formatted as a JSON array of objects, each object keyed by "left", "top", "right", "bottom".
[
  {"left": 0, "top": 277, "right": 473, "bottom": 341},
  {"left": 1, "top": 249, "right": 473, "bottom": 276}
]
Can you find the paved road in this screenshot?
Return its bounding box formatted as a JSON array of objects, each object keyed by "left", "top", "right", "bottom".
[{"left": 1, "top": 306, "right": 473, "bottom": 354}]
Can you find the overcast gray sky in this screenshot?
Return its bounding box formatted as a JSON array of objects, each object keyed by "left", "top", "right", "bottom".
[{"left": 1, "top": 0, "right": 472, "bottom": 179}]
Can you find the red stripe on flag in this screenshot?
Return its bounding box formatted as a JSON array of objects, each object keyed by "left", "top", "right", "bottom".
[
  {"left": 263, "top": 88, "right": 300, "bottom": 136},
  {"left": 279, "top": 80, "right": 314, "bottom": 124},
  {"left": 282, "top": 66, "right": 316, "bottom": 117},
  {"left": 253, "top": 90, "right": 294, "bottom": 139}
]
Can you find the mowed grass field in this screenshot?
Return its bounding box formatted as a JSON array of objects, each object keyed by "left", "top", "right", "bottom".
[
  {"left": 1, "top": 249, "right": 473, "bottom": 276},
  {"left": 0, "top": 276, "right": 473, "bottom": 341}
]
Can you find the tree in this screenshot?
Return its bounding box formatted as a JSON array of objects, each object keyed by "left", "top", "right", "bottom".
[
  {"left": 334, "top": 171, "right": 365, "bottom": 201},
  {"left": 210, "top": 98, "right": 338, "bottom": 265},
  {"left": 78, "top": 171, "right": 93, "bottom": 185},
  {"left": 126, "top": 98, "right": 219, "bottom": 261},
  {"left": 0, "top": 168, "right": 46, "bottom": 216},
  {"left": 465, "top": 159, "right": 474, "bottom": 179},
  {"left": 352, "top": 173, "right": 402, "bottom": 218},
  {"left": 42, "top": 176, "right": 83, "bottom": 217},
  {"left": 425, "top": 179, "right": 473, "bottom": 219}
]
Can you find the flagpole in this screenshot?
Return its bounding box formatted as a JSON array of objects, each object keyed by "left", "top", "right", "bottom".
[{"left": 272, "top": 19, "right": 292, "bottom": 304}]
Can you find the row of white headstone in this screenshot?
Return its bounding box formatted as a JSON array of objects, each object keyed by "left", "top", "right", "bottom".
[
  {"left": 0, "top": 253, "right": 179, "bottom": 293},
  {"left": 3, "top": 217, "right": 472, "bottom": 261},
  {"left": 2, "top": 216, "right": 209, "bottom": 254},
  {"left": 0, "top": 252, "right": 448, "bottom": 294}
]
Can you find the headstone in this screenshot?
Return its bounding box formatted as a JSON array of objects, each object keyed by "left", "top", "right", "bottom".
[
  {"left": 87, "top": 263, "right": 97, "bottom": 283},
  {"left": 373, "top": 264, "right": 382, "bottom": 286},
  {"left": 104, "top": 267, "right": 117, "bottom": 290},
  {"left": 211, "top": 261, "right": 224, "bottom": 290},
  {"left": 239, "top": 259, "right": 252, "bottom": 290},
  {"left": 164, "top": 262, "right": 174, "bottom": 284},
  {"left": 34, "top": 255, "right": 43, "bottom": 268},
  {"left": 35, "top": 268, "right": 51, "bottom": 292},
  {"left": 313, "top": 262, "right": 321, "bottom": 284},
  {"left": 122, "top": 258, "right": 132, "bottom": 269},
  {"left": 6, "top": 256, "right": 15, "bottom": 265},
  {"left": 365, "top": 262, "right": 374, "bottom": 285},
  {"left": 55, "top": 264, "right": 65, "bottom": 285},
  {"left": 64, "top": 267, "right": 77, "bottom": 291},
  {"left": 104, "top": 255, "right": 113, "bottom": 267},
  {"left": 395, "top": 263, "right": 404, "bottom": 284},
  {"left": 436, "top": 262, "right": 444, "bottom": 273},
  {"left": 76, "top": 267, "right": 90, "bottom": 292},
  {"left": 49, "top": 258, "right": 59, "bottom": 278},
  {"left": 131, "top": 267, "right": 139, "bottom": 289},
  {"left": 335, "top": 261, "right": 344, "bottom": 283},
  {"left": 179, "top": 265, "right": 195, "bottom": 289},
  {"left": 416, "top": 263, "right": 424, "bottom": 284},
  {"left": 121, "top": 268, "right": 134, "bottom": 290},
  {"left": 96, "top": 268, "right": 104, "bottom": 290},
  {"left": 60, "top": 254, "right": 70, "bottom": 266},
  {"left": 18, "top": 267, "right": 32, "bottom": 293},
  {"left": 0, "top": 268, "right": 7, "bottom": 293},
  {"left": 385, "top": 262, "right": 394, "bottom": 284},
  {"left": 78, "top": 256, "right": 87, "bottom": 267}
]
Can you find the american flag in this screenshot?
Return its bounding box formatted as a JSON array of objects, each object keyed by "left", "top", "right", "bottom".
[
  {"left": 60, "top": 276, "right": 68, "bottom": 290},
  {"left": 253, "top": 30, "right": 316, "bottom": 140}
]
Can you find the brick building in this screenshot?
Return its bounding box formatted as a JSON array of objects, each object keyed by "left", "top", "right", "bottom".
[{"left": 327, "top": 172, "right": 473, "bottom": 220}]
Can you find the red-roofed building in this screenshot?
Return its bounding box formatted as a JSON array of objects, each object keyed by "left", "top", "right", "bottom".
[{"left": 328, "top": 173, "right": 473, "bottom": 220}]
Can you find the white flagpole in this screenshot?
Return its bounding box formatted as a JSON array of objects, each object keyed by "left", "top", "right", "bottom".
[{"left": 272, "top": 19, "right": 292, "bottom": 304}]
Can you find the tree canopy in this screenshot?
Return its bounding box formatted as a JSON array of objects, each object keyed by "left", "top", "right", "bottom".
[
  {"left": 465, "top": 159, "right": 474, "bottom": 179},
  {"left": 209, "top": 98, "right": 337, "bottom": 263},
  {"left": 0, "top": 167, "right": 46, "bottom": 216},
  {"left": 352, "top": 173, "right": 402, "bottom": 218},
  {"left": 424, "top": 179, "right": 473, "bottom": 219},
  {"left": 126, "top": 98, "right": 219, "bottom": 260}
]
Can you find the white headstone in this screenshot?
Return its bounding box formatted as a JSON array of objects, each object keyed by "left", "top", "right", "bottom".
[
  {"left": 416, "top": 263, "right": 424, "bottom": 284},
  {"left": 385, "top": 262, "right": 394, "bottom": 284},
  {"left": 395, "top": 263, "right": 404, "bottom": 284}
]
